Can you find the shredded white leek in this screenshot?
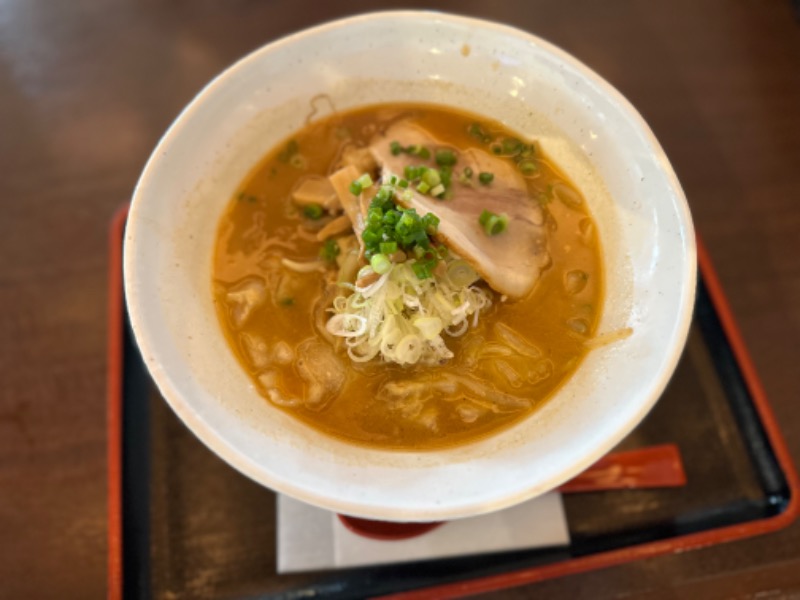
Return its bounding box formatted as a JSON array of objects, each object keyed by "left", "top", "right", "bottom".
[{"left": 326, "top": 257, "right": 492, "bottom": 366}]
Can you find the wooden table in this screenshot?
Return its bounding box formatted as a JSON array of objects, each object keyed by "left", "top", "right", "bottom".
[{"left": 1, "top": 1, "right": 799, "bottom": 597}]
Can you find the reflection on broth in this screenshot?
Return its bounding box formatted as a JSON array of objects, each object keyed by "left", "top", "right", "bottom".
[{"left": 213, "top": 103, "right": 604, "bottom": 450}]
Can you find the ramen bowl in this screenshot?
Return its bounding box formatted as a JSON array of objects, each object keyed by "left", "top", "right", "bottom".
[{"left": 124, "top": 11, "right": 695, "bottom": 521}]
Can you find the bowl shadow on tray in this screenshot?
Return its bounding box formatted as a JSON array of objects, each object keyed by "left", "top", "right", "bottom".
[{"left": 118, "top": 275, "right": 791, "bottom": 600}]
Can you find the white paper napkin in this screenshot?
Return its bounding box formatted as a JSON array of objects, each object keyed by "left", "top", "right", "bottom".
[{"left": 277, "top": 493, "right": 570, "bottom": 573}]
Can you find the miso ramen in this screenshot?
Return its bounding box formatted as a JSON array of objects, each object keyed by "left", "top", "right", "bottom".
[{"left": 213, "top": 103, "right": 604, "bottom": 450}]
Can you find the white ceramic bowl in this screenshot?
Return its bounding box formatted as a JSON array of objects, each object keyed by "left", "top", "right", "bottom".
[{"left": 124, "top": 11, "right": 695, "bottom": 521}]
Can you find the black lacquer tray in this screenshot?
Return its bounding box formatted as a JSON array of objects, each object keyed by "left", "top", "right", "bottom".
[{"left": 107, "top": 207, "right": 798, "bottom": 599}]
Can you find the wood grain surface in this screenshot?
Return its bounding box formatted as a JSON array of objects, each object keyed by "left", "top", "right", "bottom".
[{"left": 1, "top": 1, "right": 799, "bottom": 598}]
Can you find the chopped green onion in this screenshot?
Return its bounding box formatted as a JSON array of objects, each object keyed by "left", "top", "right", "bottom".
[
  {"left": 422, "top": 213, "right": 440, "bottom": 233},
  {"left": 404, "top": 165, "right": 426, "bottom": 181},
  {"left": 349, "top": 181, "right": 362, "bottom": 195},
  {"left": 397, "top": 212, "right": 417, "bottom": 231},
  {"left": 356, "top": 173, "right": 373, "bottom": 188},
  {"left": 358, "top": 181, "right": 441, "bottom": 274},
  {"left": 320, "top": 239, "right": 340, "bottom": 262},
  {"left": 411, "top": 228, "right": 429, "bottom": 247},
  {"left": 398, "top": 178, "right": 409, "bottom": 188},
  {"left": 362, "top": 229, "right": 381, "bottom": 245},
  {"left": 468, "top": 123, "right": 488, "bottom": 141},
  {"left": 367, "top": 208, "right": 383, "bottom": 227},
  {"left": 491, "top": 145, "right": 502, "bottom": 155},
  {"left": 303, "top": 203, "right": 324, "bottom": 219},
  {"left": 382, "top": 210, "right": 399, "bottom": 226},
  {"left": 278, "top": 297, "right": 294, "bottom": 306},
  {"left": 421, "top": 168, "right": 441, "bottom": 187},
  {"left": 431, "top": 184, "right": 445, "bottom": 198},
  {"left": 488, "top": 214, "right": 508, "bottom": 235},
  {"left": 374, "top": 185, "right": 393, "bottom": 204},
  {"left": 479, "top": 210, "right": 509, "bottom": 236},
  {"left": 411, "top": 261, "right": 432, "bottom": 279},
  {"left": 439, "top": 165, "right": 452, "bottom": 187},
  {"left": 379, "top": 241, "right": 398, "bottom": 255},
  {"left": 390, "top": 175, "right": 398, "bottom": 185},
  {"left": 463, "top": 167, "right": 473, "bottom": 179},
  {"left": 478, "top": 172, "right": 494, "bottom": 185},
  {"left": 406, "top": 145, "right": 430, "bottom": 159},
  {"left": 390, "top": 141, "right": 403, "bottom": 156},
  {"left": 370, "top": 253, "right": 392, "bottom": 274},
  {"left": 519, "top": 161, "right": 537, "bottom": 175},
  {"left": 502, "top": 137, "right": 523, "bottom": 154},
  {"left": 485, "top": 215, "right": 500, "bottom": 234},
  {"left": 417, "top": 181, "right": 431, "bottom": 194},
  {"left": 435, "top": 149, "right": 457, "bottom": 166}
]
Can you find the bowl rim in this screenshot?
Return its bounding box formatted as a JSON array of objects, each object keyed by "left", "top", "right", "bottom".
[{"left": 125, "top": 10, "right": 697, "bottom": 520}]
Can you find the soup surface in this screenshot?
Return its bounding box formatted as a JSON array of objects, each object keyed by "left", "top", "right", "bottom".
[{"left": 213, "top": 103, "right": 603, "bottom": 450}]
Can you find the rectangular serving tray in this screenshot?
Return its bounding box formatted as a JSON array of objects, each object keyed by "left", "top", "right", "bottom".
[{"left": 107, "top": 205, "right": 798, "bottom": 599}]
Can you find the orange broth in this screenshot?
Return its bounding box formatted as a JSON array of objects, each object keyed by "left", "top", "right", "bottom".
[{"left": 213, "top": 103, "right": 603, "bottom": 450}]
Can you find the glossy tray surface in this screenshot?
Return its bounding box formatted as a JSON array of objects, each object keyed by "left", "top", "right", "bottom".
[{"left": 108, "top": 207, "right": 797, "bottom": 599}]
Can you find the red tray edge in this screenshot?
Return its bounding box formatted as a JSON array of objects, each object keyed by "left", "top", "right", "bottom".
[
  {"left": 377, "top": 239, "right": 800, "bottom": 600},
  {"left": 106, "top": 206, "right": 799, "bottom": 600}
]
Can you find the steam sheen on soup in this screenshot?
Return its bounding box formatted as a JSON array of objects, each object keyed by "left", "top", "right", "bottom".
[{"left": 213, "top": 103, "right": 604, "bottom": 450}]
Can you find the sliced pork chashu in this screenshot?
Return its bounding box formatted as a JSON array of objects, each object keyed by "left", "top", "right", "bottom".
[
  {"left": 370, "top": 121, "right": 549, "bottom": 299},
  {"left": 328, "top": 165, "right": 370, "bottom": 255}
]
